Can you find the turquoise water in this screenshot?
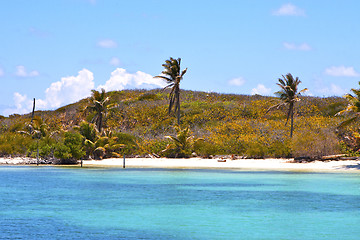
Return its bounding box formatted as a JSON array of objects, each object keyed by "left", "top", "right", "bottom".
[{"left": 1, "top": 167, "right": 360, "bottom": 239}]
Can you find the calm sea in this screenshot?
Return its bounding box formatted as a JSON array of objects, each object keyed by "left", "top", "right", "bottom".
[{"left": 0, "top": 166, "right": 360, "bottom": 239}]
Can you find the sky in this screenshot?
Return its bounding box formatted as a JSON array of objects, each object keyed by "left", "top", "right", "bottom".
[{"left": 1, "top": 0, "right": 360, "bottom": 116}]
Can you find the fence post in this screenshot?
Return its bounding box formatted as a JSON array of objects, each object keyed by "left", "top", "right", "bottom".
[{"left": 123, "top": 154, "right": 126, "bottom": 168}]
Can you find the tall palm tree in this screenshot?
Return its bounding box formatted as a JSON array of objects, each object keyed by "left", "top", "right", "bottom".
[
  {"left": 154, "top": 57, "right": 187, "bottom": 125},
  {"left": 336, "top": 82, "right": 360, "bottom": 127},
  {"left": 271, "top": 73, "right": 308, "bottom": 138},
  {"left": 87, "top": 88, "right": 113, "bottom": 133}
]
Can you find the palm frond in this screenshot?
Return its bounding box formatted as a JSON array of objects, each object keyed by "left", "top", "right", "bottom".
[{"left": 338, "top": 116, "right": 359, "bottom": 128}]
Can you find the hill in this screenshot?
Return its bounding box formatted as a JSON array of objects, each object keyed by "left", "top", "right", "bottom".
[{"left": 0, "top": 89, "right": 354, "bottom": 161}]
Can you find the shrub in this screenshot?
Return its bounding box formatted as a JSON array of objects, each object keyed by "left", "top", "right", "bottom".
[
  {"left": 245, "top": 142, "right": 266, "bottom": 159},
  {"left": 28, "top": 140, "right": 55, "bottom": 159},
  {"left": 268, "top": 140, "right": 292, "bottom": 158},
  {"left": 0, "top": 133, "right": 32, "bottom": 157},
  {"left": 137, "top": 139, "right": 170, "bottom": 156},
  {"left": 54, "top": 131, "right": 85, "bottom": 164},
  {"left": 137, "top": 93, "right": 160, "bottom": 101},
  {"left": 193, "top": 140, "right": 218, "bottom": 158},
  {"left": 291, "top": 128, "right": 340, "bottom": 159}
]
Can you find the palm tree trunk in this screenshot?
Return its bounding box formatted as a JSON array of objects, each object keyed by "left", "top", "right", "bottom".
[
  {"left": 290, "top": 104, "right": 294, "bottom": 138},
  {"left": 176, "top": 89, "right": 180, "bottom": 125},
  {"left": 98, "top": 112, "right": 103, "bottom": 133}
]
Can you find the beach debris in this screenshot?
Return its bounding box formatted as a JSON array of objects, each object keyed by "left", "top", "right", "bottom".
[
  {"left": 321, "top": 154, "right": 346, "bottom": 161},
  {"left": 339, "top": 156, "right": 359, "bottom": 160},
  {"left": 293, "top": 156, "right": 312, "bottom": 163}
]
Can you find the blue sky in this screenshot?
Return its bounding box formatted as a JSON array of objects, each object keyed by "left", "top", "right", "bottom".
[{"left": 1, "top": 0, "right": 360, "bottom": 116}]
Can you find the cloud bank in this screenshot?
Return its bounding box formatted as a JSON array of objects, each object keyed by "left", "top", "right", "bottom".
[
  {"left": 98, "top": 68, "right": 165, "bottom": 91},
  {"left": 3, "top": 68, "right": 165, "bottom": 116}
]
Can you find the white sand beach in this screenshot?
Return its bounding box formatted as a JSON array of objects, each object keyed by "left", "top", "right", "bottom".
[
  {"left": 81, "top": 157, "right": 360, "bottom": 172},
  {"left": 1, "top": 157, "right": 360, "bottom": 172}
]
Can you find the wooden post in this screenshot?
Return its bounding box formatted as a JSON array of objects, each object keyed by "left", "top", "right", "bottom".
[
  {"left": 36, "top": 140, "right": 39, "bottom": 166},
  {"left": 81, "top": 160, "right": 83, "bottom": 167},
  {"left": 123, "top": 154, "right": 125, "bottom": 168},
  {"left": 31, "top": 98, "right": 35, "bottom": 123}
]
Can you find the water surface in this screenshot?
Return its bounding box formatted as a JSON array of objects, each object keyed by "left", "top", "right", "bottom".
[{"left": 0, "top": 166, "right": 360, "bottom": 239}]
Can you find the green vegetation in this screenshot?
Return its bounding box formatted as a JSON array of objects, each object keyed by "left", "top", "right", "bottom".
[
  {"left": 1, "top": 85, "right": 360, "bottom": 162},
  {"left": 336, "top": 81, "right": 360, "bottom": 127},
  {"left": 162, "top": 125, "right": 202, "bottom": 158}
]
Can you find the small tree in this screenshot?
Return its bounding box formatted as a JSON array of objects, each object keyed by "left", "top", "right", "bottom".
[{"left": 54, "top": 131, "right": 85, "bottom": 164}]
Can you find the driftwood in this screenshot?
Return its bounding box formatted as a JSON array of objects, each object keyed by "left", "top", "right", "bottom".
[
  {"left": 321, "top": 154, "right": 346, "bottom": 161},
  {"left": 339, "top": 156, "right": 359, "bottom": 160}
]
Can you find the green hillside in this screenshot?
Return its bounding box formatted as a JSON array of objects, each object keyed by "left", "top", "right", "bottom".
[{"left": 0, "top": 88, "right": 356, "bottom": 162}]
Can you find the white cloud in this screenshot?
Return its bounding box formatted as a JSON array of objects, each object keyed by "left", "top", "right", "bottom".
[
  {"left": 317, "top": 84, "right": 347, "bottom": 96},
  {"left": 98, "top": 68, "right": 165, "bottom": 91},
  {"left": 15, "top": 65, "right": 39, "bottom": 77},
  {"left": 2, "top": 93, "right": 33, "bottom": 116},
  {"left": 273, "top": 3, "right": 306, "bottom": 16},
  {"left": 0, "top": 68, "right": 4, "bottom": 77},
  {"left": 3, "top": 68, "right": 167, "bottom": 116},
  {"left": 97, "top": 39, "right": 117, "bottom": 48},
  {"left": 3, "top": 69, "right": 94, "bottom": 115},
  {"left": 251, "top": 84, "right": 272, "bottom": 95},
  {"left": 283, "top": 42, "right": 311, "bottom": 51},
  {"left": 44, "top": 69, "right": 95, "bottom": 108},
  {"left": 324, "top": 66, "right": 360, "bottom": 77},
  {"left": 228, "top": 77, "right": 245, "bottom": 86},
  {"left": 109, "top": 57, "right": 121, "bottom": 66}
]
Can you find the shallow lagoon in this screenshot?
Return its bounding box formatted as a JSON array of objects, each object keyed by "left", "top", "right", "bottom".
[{"left": 1, "top": 166, "right": 360, "bottom": 239}]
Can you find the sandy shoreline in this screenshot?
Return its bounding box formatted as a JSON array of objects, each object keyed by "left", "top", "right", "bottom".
[
  {"left": 82, "top": 157, "right": 360, "bottom": 172},
  {"left": 1, "top": 157, "right": 360, "bottom": 172}
]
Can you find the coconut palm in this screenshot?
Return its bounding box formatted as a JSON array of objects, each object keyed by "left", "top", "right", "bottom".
[
  {"left": 162, "top": 126, "right": 193, "bottom": 158},
  {"left": 18, "top": 116, "right": 49, "bottom": 165},
  {"left": 154, "top": 57, "right": 187, "bottom": 125},
  {"left": 86, "top": 88, "right": 114, "bottom": 133},
  {"left": 336, "top": 83, "right": 360, "bottom": 127},
  {"left": 162, "top": 125, "right": 203, "bottom": 158},
  {"left": 271, "top": 73, "right": 308, "bottom": 138}
]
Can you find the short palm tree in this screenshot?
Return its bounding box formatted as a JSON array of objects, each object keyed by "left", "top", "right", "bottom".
[
  {"left": 19, "top": 116, "right": 48, "bottom": 164},
  {"left": 154, "top": 57, "right": 187, "bottom": 125},
  {"left": 271, "top": 73, "right": 308, "bottom": 138},
  {"left": 336, "top": 83, "right": 360, "bottom": 127},
  {"left": 86, "top": 88, "right": 113, "bottom": 133},
  {"left": 162, "top": 125, "right": 200, "bottom": 158}
]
